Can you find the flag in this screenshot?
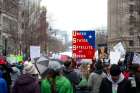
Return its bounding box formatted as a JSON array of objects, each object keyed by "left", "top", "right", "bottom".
[{"left": 72, "top": 30, "right": 95, "bottom": 59}]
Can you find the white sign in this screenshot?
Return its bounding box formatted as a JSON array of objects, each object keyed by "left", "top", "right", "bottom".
[
  {"left": 113, "top": 42, "right": 126, "bottom": 56},
  {"left": 30, "top": 46, "right": 40, "bottom": 60},
  {"left": 132, "top": 53, "right": 140, "bottom": 64},
  {"left": 110, "top": 51, "right": 121, "bottom": 64},
  {"left": 59, "top": 51, "right": 72, "bottom": 57},
  {"left": 95, "top": 50, "right": 98, "bottom": 60}
]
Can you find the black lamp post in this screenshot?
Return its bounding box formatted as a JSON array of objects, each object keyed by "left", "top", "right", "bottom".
[
  {"left": 2, "top": 33, "right": 8, "bottom": 56},
  {"left": 4, "top": 38, "right": 7, "bottom": 56}
]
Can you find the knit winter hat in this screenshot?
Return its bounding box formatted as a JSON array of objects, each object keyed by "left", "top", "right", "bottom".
[
  {"left": 48, "top": 60, "right": 62, "bottom": 71},
  {"left": 110, "top": 64, "right": 121, "bottom": 76},
  {"left": 23, "top": 62, "right": 38, "bottom": 75}
]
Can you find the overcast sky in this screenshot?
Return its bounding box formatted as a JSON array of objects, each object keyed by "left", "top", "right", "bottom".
[{"left": 41, "top": 0, "right": 107, "bottom": 32}]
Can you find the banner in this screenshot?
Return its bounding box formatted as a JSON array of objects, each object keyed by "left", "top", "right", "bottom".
[
  {"left": 72, "top": 30, "right": 95, "bottom": 59},
  {"left": 30, "top": 46, "right": 40, "bottom": 60},
  {"left": 132, "top": 53, "right": 140, "bottom": 64},
  {"left": 113, "top": 42, "right": 126, "bottom": 56}
]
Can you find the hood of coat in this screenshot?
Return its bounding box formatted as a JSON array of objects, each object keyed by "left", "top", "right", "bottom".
[
  {"left": 95, "top": 69, "right": 103, "bottom": 75},
  {"left": 16, "top": 74, "right": 36, "bottom": 85},
  {"left": 107, "top": 73, "right": 124, "bottom": 84},
  {"left": 63, "top": 68, "right": 73, "bottom": 74}
]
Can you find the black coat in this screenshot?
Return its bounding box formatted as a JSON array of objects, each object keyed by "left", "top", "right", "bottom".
[
  {"left": 0, "top": 64, "right": 12, "bottom": 85},
  {"left": 99, "top": 77, "right": 135, "bottom": 93}
]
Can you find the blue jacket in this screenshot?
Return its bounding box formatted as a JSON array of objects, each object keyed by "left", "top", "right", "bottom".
[{"left": 0, "top": 70, "right": 8, "bottom": 93}]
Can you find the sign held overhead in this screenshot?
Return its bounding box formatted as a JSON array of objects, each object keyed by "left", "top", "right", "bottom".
[{"left": 72, "top": 30, "right": 95, "bottom": 59}]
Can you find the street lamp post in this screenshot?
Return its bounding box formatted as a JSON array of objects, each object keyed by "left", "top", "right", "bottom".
[
  {"left": 2, "top": 33, "right": 9, "bottom": 56},
  {"left": 4, "top": 37, "right": 7, "bottom": 56},
  {"left": 19, "top": 41, "right": 22, "bottom": 55}
]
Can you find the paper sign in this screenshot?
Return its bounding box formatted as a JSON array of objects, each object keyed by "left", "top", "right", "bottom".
[
  {"left": 113, "top": 42, "right": 126, "bottom": 56},
  {"left": 132, "top": 53, "right": 140, "bottom": 64},
  {"left": 30, "top": 46, "right": 40, "bottom": 59},
  {"left": 95, "top": 50, "right": 98, "bottom": 59},
  {"left": 110, "top": 51, "right": 121, "bottom": 64}
]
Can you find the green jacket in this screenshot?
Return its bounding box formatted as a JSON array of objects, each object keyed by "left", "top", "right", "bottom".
[{"left": 41, "top": 75, "right": 73, "bottom": 93}]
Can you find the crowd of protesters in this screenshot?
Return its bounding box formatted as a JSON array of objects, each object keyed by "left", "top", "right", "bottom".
[{"left": 0, "top": 53, "right": 140, "bottom": 93}]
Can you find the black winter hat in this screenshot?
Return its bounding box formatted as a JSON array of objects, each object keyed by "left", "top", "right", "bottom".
[{"left": 110, "top": 64, "right": 121, "bottom": 76}]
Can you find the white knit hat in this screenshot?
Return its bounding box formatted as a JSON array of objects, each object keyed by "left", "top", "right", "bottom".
[{"left": 23, "top": 62, "right": 38, "bottom": 75}]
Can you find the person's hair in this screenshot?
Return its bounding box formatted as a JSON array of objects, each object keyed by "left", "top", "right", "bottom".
[
  {"left": 64, "top": 60, "right": 71, "bottom": 67},
  {"left": 110, "top": 64, "right": 121, "bottom": 76},
  {"left": 49, "top": 69, "right": 60, "bottom": 78},
  {"left": 95, "top": 61, "right": 103, "bottom": 70}
]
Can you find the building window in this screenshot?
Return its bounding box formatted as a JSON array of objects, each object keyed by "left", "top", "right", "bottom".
[
  {"left": 21, "top": 23, "right": 24, "bottom": 29},
  {"left": 129, "top": 15, "right": 136, "bottom": 25},
  {"left": 129, "top": 5, "right": 135, "bottom": 13},
  {"left": 138, "top": 36, "right": 140, "bottom": 46},
  {"left": 22, "top": 11, "right": 24, "bottom": 17},
  {"left": 129, "top": 27, "right": 134, "bottom": 31},
  {"left": 129, "top": 31, "right": 134, "bottom": 35},
  {"left": 129, "top": 27, "right": 134, "bottom": 35},
  {"left": 129, "top": 40, "right": 134, "bottom": 46}
]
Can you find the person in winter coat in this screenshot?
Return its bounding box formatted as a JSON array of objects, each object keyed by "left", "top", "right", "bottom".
[
  {"left": 0, "top": 57, "right": 12, "bottom": 93},
  {"left": 12, "top": 62, "right": 40, "bottom": 93},
  {"left": 63, "top": 59, "right": 81, "bottom": 93},
  {"left": 0, "top": 70, "right": 8, "bottom": 93},
  {"left": 77, "top": 61, "right": 90, "bottom": 93},
  {"left": 10, "top": 64, "right": 21, "bottom": 87},
  {"left": 134, "top": 64, "right": 140, "bottom": 93},
  {"left": 88, "top": 61, "right": 106, "bottom": 93},
  {"left": 41, "top": 60, "right": 73, "bottom": 93},
  {"left": 99, "top": 64, "right": 135, "bottom": 93}
]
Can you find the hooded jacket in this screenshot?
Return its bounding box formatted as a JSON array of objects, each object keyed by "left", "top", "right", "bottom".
[
  {"left": 63, "top": 68, "right": 81, "bottom": 85},
  {"left": 63, "top": 68, "right": 81, "bottom": 93},
  {"left": 0, "top": 70, "right": 8, "bottom": 93},
  {"left": 41, "top": 75, "right": 73, "bottom": 93},
  {"left": 12, "top": 74, "right": 40, "bottom": 93},
  {"left": 0, "top": 63, "right": 12, "bottom": 86},
  {"left": 99, "top": 73, "right": 135, "bottom": 93},
  {"left": 135, "top": 72, "right": 140, "bottom": 93},
  {"left": 88, "top": 71, "right": 106, "bottom": 93},
  {"left": 11, "top": 66, "right": 21, "bottom": 87}
]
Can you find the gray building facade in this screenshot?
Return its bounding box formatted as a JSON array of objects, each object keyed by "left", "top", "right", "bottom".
[
  {"left": 0, "top": 0, "right": 42, "bottom": 55},
  {"left": 108, "top": 0, "right": 140, "bottom": 52},
  {"left": 0, "top": 0, "right": 19, "bottom": 55}
]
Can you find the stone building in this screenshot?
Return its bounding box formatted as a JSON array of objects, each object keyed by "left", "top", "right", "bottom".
[
  {"left": 108, "top": 0, "right": 140, "bottom": 52},
  {"left": 18, "top": 0, "right": 42, "bottom": 53},
  {"left": 0, "top": 0, "right": 46, "bottom": 55},
  {"left": 19, "top": 0, "right": 48, "bottom": 54},
  {"left": 96, "top": 27, "right": 107, "bottom": 48},
  {"left": 0, "top": 0, "right": 19, "bottom": 55}
]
